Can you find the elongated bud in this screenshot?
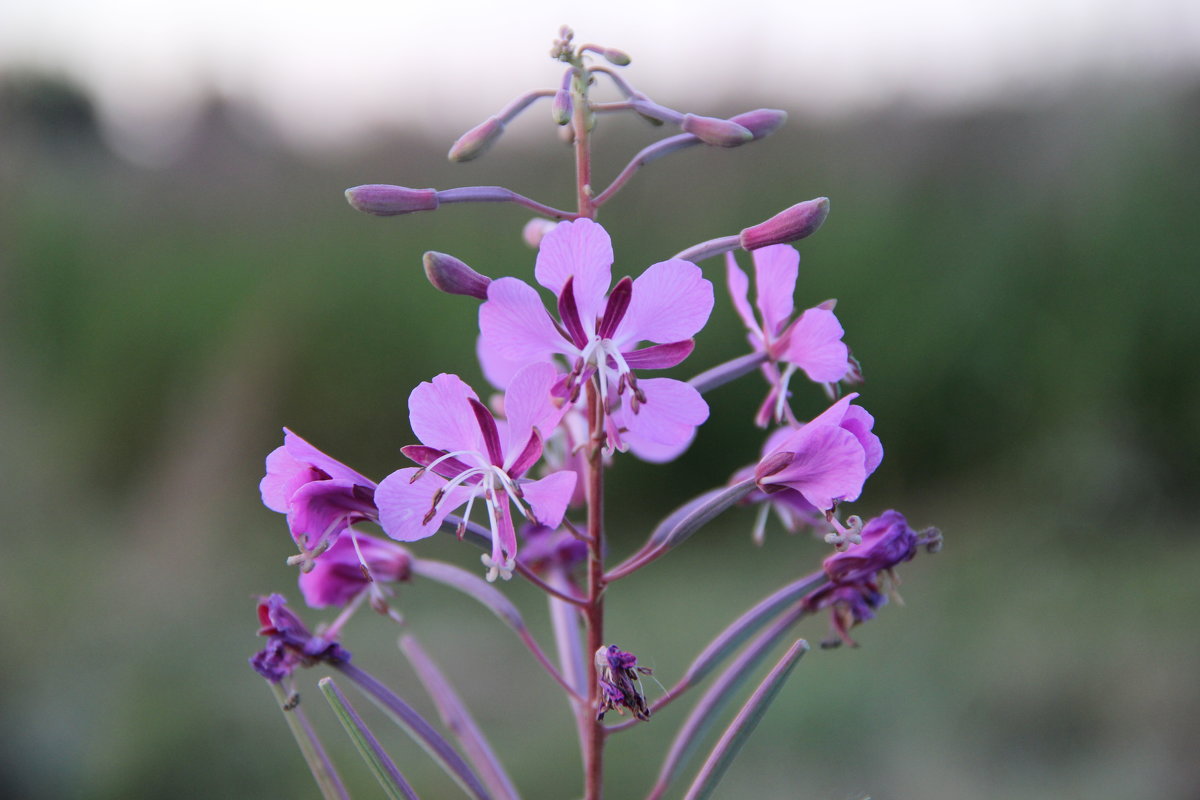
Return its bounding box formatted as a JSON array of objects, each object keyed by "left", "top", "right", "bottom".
[
  {"left": 729, "top": 108, "right": 788, "bottom": 140},
  {"left": 739, "top": 197, "right": 830, "bottom": 250},
  {"left": 345, "top": 184, "right": 439, "bottom": 216},
  {"left": 681, "top": 113, "right": 754, "bottom": 147},
  {"left": 522, "top": 218, "right": 558, "bottom": 249},
  {"left": 422, "top": 251, "right": 492, "bottom": 300},
  {"left": 600, "top": 47, "right": 631, "bottom": 66},
  {"left": 552, "top": 89, "right": 572, "bottom": 125},
  {"left": 448, "top": 116, "right": 505, "bottom": 162}
]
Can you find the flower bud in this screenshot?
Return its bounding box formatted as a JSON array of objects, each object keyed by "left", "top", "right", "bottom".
[
  {"left": 447, "top": 116, "right": 505, "bottom": 162},
  {"left": 522, "top": 217, "right": 558, "bottom": 249},
  {"left": 680, "top": 113, "right": 754, "bottom": 147},
  {"left": 423, "top": 251, "right": 492, "bottom": 300},
  {"left": 552, "top": 89, "right": 573, "bottom": 125},
  {"left": 600, "top": 47, "right": 631, "bottom": 66},
  {"left": 739, "top": 197, "right": 830, "bottom": 250},
  {"left": 345, "top": 184, "right": 439, "bottom": 216},
  {"left": 729, "top": 108, "right": 788, "bottom": 140}
]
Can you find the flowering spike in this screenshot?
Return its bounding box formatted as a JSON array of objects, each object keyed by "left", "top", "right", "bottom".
[
  {"left": 448, "top": 116, "right": 506, "bottom": 162},
  {"left": 739, "top": 197, "right": 830, "bottom": 250},
  {"left": 680, "top": 113, "right": 754, "bottom": 147},
  {"left": 423, "top": 251, "right": 492, "bottom": 300},
  {"left": 729, "top": 108, "right": 788, "bottom": 140},
  {"left": 345, "top": 184, "right": 439, "bottom": 217}
]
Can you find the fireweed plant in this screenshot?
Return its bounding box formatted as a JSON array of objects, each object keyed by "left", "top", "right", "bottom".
[{"left": 251, "top": 27, "right": 942, "bottom": 800}]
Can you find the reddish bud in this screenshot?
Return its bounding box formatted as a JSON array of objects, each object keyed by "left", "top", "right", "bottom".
[
  {"left": 345, "top": 184, "right": 439, "bottom": 216},
  {"left": 681, "top": 113, "right": 754, "bottom": 147},
  {"left": 447, "top": 116, "right": 505, "bottom": 162},
  {"left": 739, "top": 197, "right": 830, "bottom": 250},
  {"left": 422, "top": 251, "right": 492, "bottom": 300}
]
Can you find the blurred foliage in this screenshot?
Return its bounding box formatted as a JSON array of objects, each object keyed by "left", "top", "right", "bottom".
[{"left": 1, "top": 70, "right": 1197, "bottom": 799}]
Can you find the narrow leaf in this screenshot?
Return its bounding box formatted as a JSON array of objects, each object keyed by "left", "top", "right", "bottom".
[
  {"left": 267, "top": 681, "right": 350, "bottom": 800},
  {"left": 650, "top": 478, "right": 759, "bottom": 550},
  {"left": 410, "top": 558, "right": 525, "bottom": 632},
  {"left": 400, "top": 635, "right": 521, "bottom": 800},
  {"left": 319, "top": 677, "right": 420, "bottom": 800},
  {"left": 334, "top": 662, "right": 492, "bottom": 800},
  {"left": 682, "top": 639, "right": 810, "bottom": 800},
  {"left": 653, "top": 603, "right": 806, "bottom": 795}
]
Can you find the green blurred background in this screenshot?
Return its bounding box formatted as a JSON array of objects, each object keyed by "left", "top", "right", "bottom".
[{"left": 2, "top": 52, "right": 1199, "bottom": 800}]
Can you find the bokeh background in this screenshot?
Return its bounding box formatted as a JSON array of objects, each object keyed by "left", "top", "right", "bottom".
[{"left": 2, "top": 2, "right": 1199, "bottom": 798}]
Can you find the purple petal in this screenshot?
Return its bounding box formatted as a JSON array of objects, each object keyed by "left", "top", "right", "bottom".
[
  {"left": 468, "top": 398, "right": 504, "bottom": 466},
  {"left": 616, "top": 258, "right": 713, "bottom": 347},
  {"left": 782, "top": 307, "right": 850, "bottom": 383},
  {"left": 376, "top": 469, "right": 470, "bottom": 543},
  {"left": 623, "top": 340, "right": 695, "bottom": 370},
  {"left": 400, "top": 445, "right": 471, "bottom": 479},
  {"left": 287, "top": 479, "right": 377, "bottom": 550},
  {"left": 534, "top": 218, "right": 613, "bottom": 325},
  {"left": 759, "top": 425, "right": 867, "bottom": 509},
  {"left": 260, "top": 444, "right": 318, "bottom": 513},
  {"left": 409, "top": 374, "right": 484, "bottom": 454},
  {"left": 283, "top": 428, "right": 375, "bottom": 487},
  {"left": 506, "top": 430, "right": 543, "bottom": 479},
  {"left": 751, "top": 245, "right": 799, "bottom": 339},
  {"left": 299, "top": 534, "right": 411, "bottom": 608},
  {"left": 618, "top": 378, "right": 710, "bottom": 463},
  {"left": 725, "top": 253, "right": 761, "bottom": 340},
  {"left": 597, "top": 276, "right": 633, "bottom": 340},
  {"left": 521, "top": 471, "right": 577, "bottom": 529},
  {"left": 478, "top": 277, "right": 569, "bottom": 381},
  {"left": 502, "top": 362, "right": 566, "bottom": 457},
  {"left": 840, "top": 404, "right": 883, "bottom": 476},
  {"left": 804, "top": 392, "right": 858, "bottom": 428}
]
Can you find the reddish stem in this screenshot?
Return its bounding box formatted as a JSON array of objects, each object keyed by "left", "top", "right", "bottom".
[{"left": 583, "top": 379, "right": 606, "bottom": 800}]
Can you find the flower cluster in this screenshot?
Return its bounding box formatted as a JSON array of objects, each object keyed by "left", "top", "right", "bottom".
[{"left": 249, "top": 27, "right": 940, "bottom": 800}]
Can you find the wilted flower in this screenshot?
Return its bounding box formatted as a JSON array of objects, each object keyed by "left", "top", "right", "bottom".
[
  {"left": 595, "top": 645, "right": 652, "bottom": 721},
  {"left": 800, "top": 581, "right": 886, "bottom": 649},
  {"left": 822, "top": 510, "right": 918, "bottom": 584},
  {"left": 250, "top": 594, "right": 351, "bottom": 682}
]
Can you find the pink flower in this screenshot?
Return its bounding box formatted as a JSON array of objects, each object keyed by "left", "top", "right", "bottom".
[
  {"left": 478, "top": 218, "right": 712, "bottom": 462},
  {"left": 375, "top": 364, "right": 577, "bottom": 582},
  {"left": 260, "top": 429, "right": 378, "bottom": 570},
  {"left": 726, "top": 244, "right": 853, "bottom": 426},
  {"left": 298, "top": 532, "right": 412, "bottom": 609},
  {"left": 754, "top": 394, "right": 882, "bottom": 542}
]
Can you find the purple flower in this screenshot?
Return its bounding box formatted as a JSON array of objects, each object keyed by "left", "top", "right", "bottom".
[
  {"left": 595, "top": 645, "right": 652, "bottom": 721},
  {"left": 726, "top": 245, "right": 853, "bottom": 426},
  {"left": 822, "top": 510, "right": 918, "bottom": 585},
  {"left": 478, "top": 218, "right": 712, "bottom": 462},
  {"left": 298, "top": 532, "right": 413, "bottom": 609},
  {"left": 260, "top": 429, "right": 378, "bottom": 570},
  {"left": 250, "top": 594, "right": 351, "bottom": 682},
  {"left": 753, "top": 394, "right": 882, "bottom": 542},
  {"left": 517, "top": 522, "right": 588, "bottom": 576},
  {"left": 375, "top": 364, "right": 577, "bottom": 582}
]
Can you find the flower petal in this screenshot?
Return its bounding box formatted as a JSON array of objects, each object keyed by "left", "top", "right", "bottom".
[
  {"left": 283, "top": 428, "right": 375, "bottom": 487},
  {"left": 725, "top": 252, "right": 761, "bottom": 339},
  {"left": 783, "top": 307, "right": 850, "bottom": 383},
  {"left": 534, "top": 218, "right": 613, "bottom": 326},
  {"left": 521, "top": 471, "right": 578, "bottom": 530},
  {"left": 478, "top": 277, "right": 570, "bottom": 386},
  {"left": 760, "top": 424, "right": 867, "bottom": 509},
  {"left": 376, "top": 468, "right": 472, "bottom": 543},
  {"left": 260, "top": 444, "right": 317, "bottom": 513},
  {"left": 502, "top": 362, "right": 566, "bottom": 458},
  {"left": 840, "top": 404, "right": 883, "bottom": 476},
  {"left": 617, "top": 378, "right": 710, "bottom": 463},
  {"left": 408, "top": 374, "right": 484, "bottom": 454},
  {"left": 622, "top": 340, "right": 695, "bottom": 370},
  {"left": 752, "top": 244, "right": 799, "bottom": 339},
  {"left": 287, "top": 479, "right": 377, "bottom": 550},
  {"left": 617, "top": 258, "right": 713, "bottom": 347}
]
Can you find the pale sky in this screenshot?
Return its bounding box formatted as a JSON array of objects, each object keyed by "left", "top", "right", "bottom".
[{"left": 3, "top": 0, "right": 1198, "bottom": 159}]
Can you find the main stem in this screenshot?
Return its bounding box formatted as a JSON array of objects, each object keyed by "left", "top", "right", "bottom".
[{"left": 573, "top": 58, "right": 604, "bottom": 800}]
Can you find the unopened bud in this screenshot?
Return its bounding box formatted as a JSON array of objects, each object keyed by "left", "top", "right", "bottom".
[
  {"left": 422, "top": 251, "right": 492, "bottom": 300},
  {"left": 601, "top": 47, "right": 631, "bottom": 66},
  {"left": 739, "top": 197, "right": 830, "bottom": 250},
  {"left": 345, "top": 184, "right": 439, "bottom": 216},
  {"left": 448, "top": 116, "right": 505, "bottom": 162},
  {"left": 552, "top": 89, "right": 572, "bottom": 125},
  {"left": 681, "top": 113, "right": 754, "bottom": 147},
  {"left": 522, "top": 218, "right": 558, "bottom": 249},
  {"left": 729, "top": 108, "right": 788, "bottom": 140}
]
